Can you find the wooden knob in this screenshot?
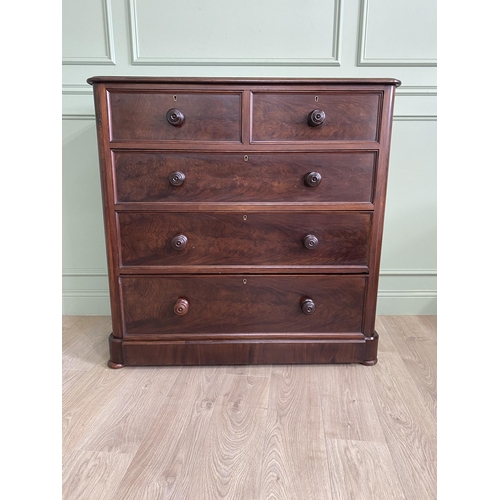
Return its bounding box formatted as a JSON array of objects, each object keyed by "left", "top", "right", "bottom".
[
  {"left": 303, "top": 234, "right": 319, "bottom": 250},
  {"left": 301, "top": 298, "right": 316, "bottom": 315},
  {"left": 304, "top": 172, "right": 322, "bottom": 187},
  {"left": 308, "top": 109, "right": 325, "bottom": 127},
  {"left": 168, "top": 171, "right": 185, "bottom": 186},
  {"left": 174, "top": 298, "right": 189, "bottom": 316},
  {"left": 171, "top": 234, "right": 188, "bottom": 250},
  {"left": 166, "top": 108, "right": 184, "bottom": 126}
]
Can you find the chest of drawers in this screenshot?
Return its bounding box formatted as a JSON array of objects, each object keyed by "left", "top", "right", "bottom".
[{"left": 87, "top": 77, "right": 400, "bottom": 368}]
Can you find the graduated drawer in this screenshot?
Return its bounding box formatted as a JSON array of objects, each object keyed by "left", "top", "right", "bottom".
[
  {"left": 113, "top": 151, "right": 376, "bottom": 204},
  {"left": 117, "top": 211, "right": 371, "bottom": 269},
  {"left": 120, "top": 275, "right": 367, "bottom": 337},
  {"left": 251, "top": 92, "right": 381, "bottom": 142},
  {"left": 107, "top": 91, "right": 241, "bottom": 142}
]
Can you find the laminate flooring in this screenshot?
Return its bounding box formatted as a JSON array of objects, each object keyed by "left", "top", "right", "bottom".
[{"left": 62, "top": 315, "right": 437, "bottom": 499}]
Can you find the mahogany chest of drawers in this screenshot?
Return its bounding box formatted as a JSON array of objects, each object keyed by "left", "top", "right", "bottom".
[{"left": 87, "top": 76, "right": 400, "bottom": 368}]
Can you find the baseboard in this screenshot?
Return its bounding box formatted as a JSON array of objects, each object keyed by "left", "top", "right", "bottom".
[
  {"left": 62, "top": 290, "right": 111, "bottom": 315},
  {"left": 376, "top": 290, "right": 437, "bottom": 315}
]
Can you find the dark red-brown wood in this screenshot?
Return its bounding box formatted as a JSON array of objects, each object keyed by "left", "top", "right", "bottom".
[
  {"left": 108, "top": 91, "right": 242, "bottom": 143},
  {"left": 117, "top": 211, "right": 372, "bottom": 268},
  {"left": 112, "top": 151, "right": 376, "bottom": 204},
  {"left": 88, "top": 77, "right": 399, "bottom": 367},
  {"left": 251, "top": 92, "right": 382, "bottom": 142},
  {"left": 119, "top": 275, "right": 367, "bottom": 338},
  {"left": 118, "top": 338, "right": 379, "bottom": 366}
]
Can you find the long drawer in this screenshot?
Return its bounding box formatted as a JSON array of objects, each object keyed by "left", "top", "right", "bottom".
[
  {"left": 117, "top": 211, "right": 372, "bottom": 268},
  {"left": 120, "top": 275, "right": 367, "bottom": 337},
  {"left": 113, "top": 151, "right": 376, "bottom": 204}
]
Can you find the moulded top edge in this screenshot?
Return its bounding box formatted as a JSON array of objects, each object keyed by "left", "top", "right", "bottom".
[{"left": 86, "top": 76, "right": 402, "bottom": 87}]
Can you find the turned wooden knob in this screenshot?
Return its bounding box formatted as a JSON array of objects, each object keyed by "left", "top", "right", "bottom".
[
  {"left": 304, "top": 172, "right": 322, "bottom": 187},
  {"left": 174, "top": 298, "right": 189, "bottom": 316},
  {"left": 166, "top": 108, "right": 185, "bottom": 126},
  {"left": 171, "top": 234, "right": 188, "bottom": 250},
  {"left": 303, "top": 234, "right": 319, "bottom": 250},
  {"left": 308, "top": 109, "right": 325, "bottom": 127},
  {"left": 301, "top": 298, "right": 316, "bottom": 315},
  {"left": 168, "top": 171, "right": 185, "bottom": 186}
]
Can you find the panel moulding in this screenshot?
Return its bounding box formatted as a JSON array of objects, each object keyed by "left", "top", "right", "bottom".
[
  {"left": 357, "top": 0, "right": 437, "bottom": 67},
  {"left": 396, "top": 86, "right": 437, "bottom": 96},
  {"left": 379, "top": 269, "right": 436, "bottom": 276},
  {"left": 393, "top": 115, "right": 437, "bottom": 121},
  {"left": 129, "top": 0, "right": 343, "bottom": 66},
  {"left": 63, "top": 0, "right": 116, "bottom": 65}
]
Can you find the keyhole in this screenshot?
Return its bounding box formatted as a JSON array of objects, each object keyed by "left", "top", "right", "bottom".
[{"left": 315, "top": 96, "right": 319, "bottom": 102}]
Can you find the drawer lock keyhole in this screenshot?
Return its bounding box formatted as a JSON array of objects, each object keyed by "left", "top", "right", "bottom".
[{"left": 301, "top": 298, "right": 316, "bottom": 315}]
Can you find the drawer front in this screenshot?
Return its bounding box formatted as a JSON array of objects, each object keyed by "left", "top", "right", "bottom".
[
  {"left": 252, "top": 92, "right": 381, "bottom": 142},
  {"left": 108, "top": 91, "right": 241, "bottom": 142},
  {"left": 113, "top": 151, "right": 376, "bottom": 204},
  {"left": 120, "top": 275, "right": 367, "bottom": 336},
  {"left": 118, "top": 212, "right": 371, "bottom": 268}
]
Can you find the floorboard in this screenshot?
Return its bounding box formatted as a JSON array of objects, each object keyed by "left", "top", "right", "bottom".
[{"left": 62, "top": 315, "right": 437, "bottom": 500}]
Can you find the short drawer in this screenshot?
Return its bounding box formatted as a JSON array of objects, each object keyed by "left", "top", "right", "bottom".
[
  {"left": 120, "top": 275, "right": 367, "bottom": 337},
  {"left": 108, "top": 91, "right": 241, "bottom": 142},
  {"left": 251, "top": 92, "right": 381, "bottom": 142},
  {"left": 113, "top": 151, "right": 376, "bottom": 204},
  {"left": 117, "top": 211, "right": 371, "bottom": 269}
]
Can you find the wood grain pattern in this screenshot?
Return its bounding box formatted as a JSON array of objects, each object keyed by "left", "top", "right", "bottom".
[
  {"left": 325, "top": 439, "right": 406, "bottom": 500},
  {"left": 373, "top": 315, "right": 398, "bottom": 353},
  {"left": 183, "top": 374, "right": 270, "bottom": 499},
  {"left": 261, "top": 365, "right": 332, "bottom": 500},
  {"left": 113, "top": 151, "right": 376, "bottom": 204},
  {"left": 62, "top": 450, "right": 134, "bottom": 500},
  {"left": 112, "top": 367, "right": 224, "bottom": 499},
  {"left": 118, "top": 212, "right": 372, "bottom": 268},
  {"left": 63, "top": 364, "right": 130, "bottom": 453},
  {"left": 317, "top": 364, "right": 385, "bottom": 442},
  {"left": 362, "top": 352, "right": 437, "bottom": 499},
  {"left": 89, "top": 78, "right": 399, "bottom": 366},
  {"left": 62, "top": 315, "right": 435, "bottom": 500},
  {"left": 379, "top": 315, "right": 437, "bottom": 418},
  {"left": 119, "top": 274, "right": 367, "bottom": 337},
  {"left": 62, "top": 316, "right": 111, "bottom": 371},
  {"left": 251, "top": 92, "right": 381, "bottom": 142},
  {"left": 108, "top": 91, "right": 242, "bottom": 142},
  {"left": 62, "top": 316, "right": 87, "bottom": 352},
  {"left": 120, "top": 339, "right": 372, "bottom": 366},
  {"left": 360, "top": 84, "right": 396, "bottom": 338},
  {"left": 75, "top": 367, "right": 181, "bottom": 454},
  {"left": 62, "top": 369, "right": 88, "bottom": 398}
]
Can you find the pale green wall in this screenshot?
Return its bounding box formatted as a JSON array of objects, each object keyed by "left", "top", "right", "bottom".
[{"left": 62, "top": 0, "right": 437, "bottom": 315}]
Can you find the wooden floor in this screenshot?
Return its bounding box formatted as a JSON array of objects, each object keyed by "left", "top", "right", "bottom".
[{"left": 62, "top": 315, "right": 436, "bottom": 500}]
